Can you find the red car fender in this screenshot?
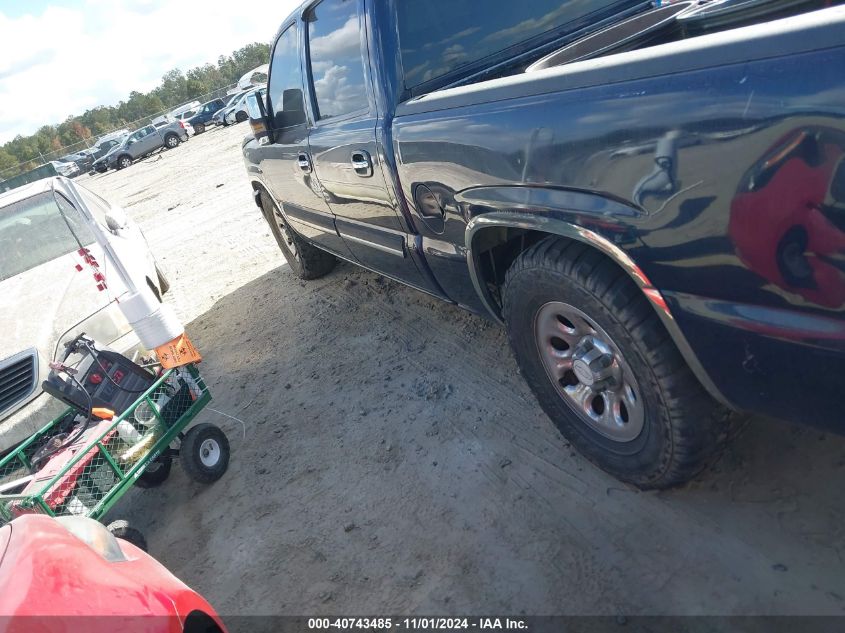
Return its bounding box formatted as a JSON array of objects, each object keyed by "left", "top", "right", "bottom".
[{"left": 0, "top": 516, "right": 225, "bottom": 633}]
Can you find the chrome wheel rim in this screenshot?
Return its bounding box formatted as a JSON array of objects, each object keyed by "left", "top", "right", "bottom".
[
  {"left": 273, "top": 208, "right": 299, "bottom": 262},
  {"left": 199, "top": 438, "right": 220, "bottom": 467},
  {"left": 534, "top": 301, "right": 645, "bottom": 442}
]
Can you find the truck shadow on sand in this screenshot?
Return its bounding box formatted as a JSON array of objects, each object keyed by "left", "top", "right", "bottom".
[{"left": 118, "top": 262, "right": 845, "bottom": 616}]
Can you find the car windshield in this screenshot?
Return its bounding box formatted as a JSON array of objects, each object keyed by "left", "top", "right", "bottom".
[{"left": 0, "top": 191, "right": 94, "bottom": 281}]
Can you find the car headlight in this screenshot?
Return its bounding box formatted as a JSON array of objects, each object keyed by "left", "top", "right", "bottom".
[{"left": 55, "top": 516, "right": 127, "bottom": 562}]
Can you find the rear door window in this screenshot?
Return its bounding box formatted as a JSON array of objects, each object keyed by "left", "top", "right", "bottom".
[
  {"left": 305, "top": 0, "right": 368, "bottom": 121},
  {"left": 397, "top": 0, "right": 637, "bottom": 90},
  {"left": 0, "top": 192, "right": 94, "bottom": 281}
]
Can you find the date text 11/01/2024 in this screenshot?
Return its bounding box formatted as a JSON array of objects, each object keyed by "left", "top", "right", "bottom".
[{"left": 307, "top": 618, "right": 528, "bottom": 630}]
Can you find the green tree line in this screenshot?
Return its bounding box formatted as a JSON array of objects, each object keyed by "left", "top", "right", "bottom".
[{"left": 0, "top": 42, "right": 269, "bottom": 178}]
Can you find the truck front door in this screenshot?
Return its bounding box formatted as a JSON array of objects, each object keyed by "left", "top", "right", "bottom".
[
  {"left": 261, "top": 20, "right": 351, "bottom": 258},
  {"left": 304, "top": 0, "right": 439, "bottom": 293}
]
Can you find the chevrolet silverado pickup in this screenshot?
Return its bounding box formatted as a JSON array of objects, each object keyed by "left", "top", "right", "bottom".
[{"left": 242, "top": 0, "right": 845, "bottom": 488}]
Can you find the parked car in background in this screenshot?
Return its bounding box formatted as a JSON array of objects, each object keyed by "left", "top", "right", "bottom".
[
  {"left": 0, "top": 514, "right": 226, "bottom": 632},
  {"left": 211, "top": 88, "right": 252, "bottom": 125},
  {"left": 0, "top": 177, "right": 168, "bottom": 452},
  {"left": 244, "top": 0, "right": 845, "bottom": 489},
  {"left": 48, "top": 160, "right": 79, "bottom": 178},
  {"left": 225, "top": 87, "right": 264, "bottom": 125},
  {"left": 157, "top": 118, "right": 193, "bottom": 137},
  {"left": 59, "top": 152, "right": 92, "bottom": 173},
  {"left": 93, "top": 121, "right": 188, "bottom": 172},
  {"left": 186, "top": 97, "right": 226, "bottom": 134},
  {"left": 168, "top": 100, "right": 201, "bottom": 122},
  {"left": 79, "top": 132, "right": 130, "bottom": 174},
  {"left": 64, "top": 151, "right": 95, "bottom": 173},
  {"left": 90, "top": 130, "right": 131, "bottom": 155}
]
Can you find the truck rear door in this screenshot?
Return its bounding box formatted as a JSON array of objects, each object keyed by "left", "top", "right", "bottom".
[{"left": 304, "top": 0, "right": 439, "bottom": 293}]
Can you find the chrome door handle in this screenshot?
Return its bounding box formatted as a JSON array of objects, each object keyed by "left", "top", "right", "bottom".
[
  {"left": 350, "top": 150, "right": 373, "bottom": 177},
  {"left": 298, "top": 153, "right": 312, "bottom": 172}
]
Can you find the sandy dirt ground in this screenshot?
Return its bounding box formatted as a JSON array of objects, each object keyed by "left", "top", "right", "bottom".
[{"left": 78, "top": 124, "right": 845, "bottom": 618}]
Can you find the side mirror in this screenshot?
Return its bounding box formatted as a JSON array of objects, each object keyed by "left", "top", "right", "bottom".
[{"left": 246, "top": 92, "right": 273, "bottom": 143}]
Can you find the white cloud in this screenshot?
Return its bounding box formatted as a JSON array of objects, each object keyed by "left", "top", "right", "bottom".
[
  {"left": 0, "top": 0, "right": 301, "bottom": 144},
  {"left": 313, "top": 64, "right": 363, "bottom": 118},
  {"left": 309, "top": 15, "right": 360, "bottom": 60}
]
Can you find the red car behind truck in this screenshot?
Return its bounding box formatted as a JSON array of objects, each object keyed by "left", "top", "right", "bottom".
[{"left": 0, "top": 514, "right": 226, "bottom": 633}]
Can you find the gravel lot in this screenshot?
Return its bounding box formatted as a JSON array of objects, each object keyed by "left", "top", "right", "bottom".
[{"left": 79, "top": 124, "right": 845, "bottom": 617}]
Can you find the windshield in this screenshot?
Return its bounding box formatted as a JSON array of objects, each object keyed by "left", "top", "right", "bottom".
[{"left": 0, "top": 192, "right": 94, "bottom": 281}]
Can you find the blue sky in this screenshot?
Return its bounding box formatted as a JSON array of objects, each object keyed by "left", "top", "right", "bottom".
[
  {"left": 0, "top": 0, "right": 299, "bottom": 144},
  {"left": 0, "top": 0, "right": 68, "bottom": 18}
]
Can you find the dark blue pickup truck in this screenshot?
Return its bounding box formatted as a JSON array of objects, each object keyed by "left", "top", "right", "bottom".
[{"left": 242, "top": 0, "right": 845, "bottom": 488}]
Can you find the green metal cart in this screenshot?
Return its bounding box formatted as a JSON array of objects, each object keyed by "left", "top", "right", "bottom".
[{"left": 0, "top": 363, "right": 229, "bottom": 549}]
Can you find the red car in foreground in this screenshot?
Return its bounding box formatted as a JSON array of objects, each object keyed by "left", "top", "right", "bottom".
[{"left": 0, "top": 514, "right": 226, "bottom": 633}]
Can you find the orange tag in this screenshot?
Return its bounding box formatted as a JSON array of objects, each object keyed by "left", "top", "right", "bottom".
[{"left": 155, "top": 333, "right": 202, "bottom": 369}]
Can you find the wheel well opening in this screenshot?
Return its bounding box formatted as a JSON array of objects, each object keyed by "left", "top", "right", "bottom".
[
  {"left": 183, "top": 610, "right": 223, "bottom": 633},
  {"left": 473, "top": 227, "right": 560, "bottom": 315},
  {"left": 251, "top": 181, "right": 271, "bottom": 217}
]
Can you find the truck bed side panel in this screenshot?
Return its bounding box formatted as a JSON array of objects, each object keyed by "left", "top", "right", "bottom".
[{"left": 393, "top": 36, "right": 845, "bottom": 427}]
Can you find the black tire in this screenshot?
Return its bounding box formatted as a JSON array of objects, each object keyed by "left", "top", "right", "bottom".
[
  {"left": 235, "top": 111, "right": 248, "bottom": 123},
  {"left": 194, "top": 123, "right": 206, "bottom": 134},
  {"left": 107, "top": 520, "right": 147, "bottom": 551},
  {"left": 502, "top": 237, "right": 734, "bottom": 489},
  {"left": 117, "top": 155, "right": 132, "bottom": 170},
  {"left": 135, "top": 453, "right": 172, "bottom": 488},
  {"left": 259, "top": 190, "right": 336, "bottom": 279},
  {"left": 180, "top": 423, "right": 230, "bottom": 484},
  {"left": 164, "top": 133, "right": 180, "bottom": 149}
]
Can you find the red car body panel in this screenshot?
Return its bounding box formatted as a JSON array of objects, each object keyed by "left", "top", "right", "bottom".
[{"left": 0, "top": 515, "right": 225, "bottom": 633}]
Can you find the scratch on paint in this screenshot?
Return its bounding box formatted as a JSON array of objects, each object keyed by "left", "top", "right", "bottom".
[{"left": 742, "top": 90, "right": 755, "bottom": 118}]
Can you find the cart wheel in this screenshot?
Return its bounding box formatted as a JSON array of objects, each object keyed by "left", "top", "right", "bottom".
[
  {"left": 135, "top": 453, "right": 172, "bottom": 488},
  {"left": 107, "top": 520, "right": 147, "bottom": 552},
  {"left": 180, "top": 423, "right": 229, "bottom": 483}
]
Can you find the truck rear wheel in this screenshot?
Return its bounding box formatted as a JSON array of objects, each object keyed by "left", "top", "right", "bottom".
[
  {"left": 164, "top": 133, "right": 180, "bottom": 149},
  {"left": 259, "top": 190, "right": 336, "bottom": 279},
  {"left": 502, "top": 236, "right": 734, "bottom": 489}
]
